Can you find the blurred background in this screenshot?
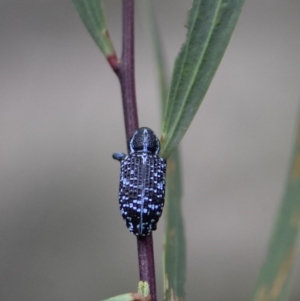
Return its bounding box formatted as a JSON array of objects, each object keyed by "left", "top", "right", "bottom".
[{"left": 1, "top": 0, "right": 300, "bottom": 300}]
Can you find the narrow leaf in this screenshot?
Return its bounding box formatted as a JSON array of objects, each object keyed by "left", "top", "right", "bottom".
[
  {"left": 72, "top": 0, "right": 116, "bottom": 58},
  {"left": 164, "top": 150, "right": 185, "bottom": 301},
  {"left": 143, "top": 2, "right": 186, "bottom": 300},
  {"left": 100, "top": 293, "right": 150, "bottom": 301},
  {"left": 252, "top": 111, "right": 300, "bottom": 301},
  {"left": 161, "top": 0, "right": 245, "bottom": 158}
]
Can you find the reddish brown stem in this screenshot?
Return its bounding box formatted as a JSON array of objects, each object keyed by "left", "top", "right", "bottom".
[
  {"left": 115, "top": 0, "right": 139, "bottom": 140},
  {"left": 112, "top": 0, "right": 157, "bottom": 300},
  {"left": 137, "top": 235, "right": 157, "bottom": 300}
]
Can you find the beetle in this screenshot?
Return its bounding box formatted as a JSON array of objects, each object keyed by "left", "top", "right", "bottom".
[{"left": 113, "top": 127, "right": 167, "bottom": 236}]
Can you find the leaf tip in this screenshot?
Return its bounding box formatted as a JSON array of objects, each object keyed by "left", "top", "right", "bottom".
[{"left": 130, "top": 293, "right": 151, "bottom": 301}]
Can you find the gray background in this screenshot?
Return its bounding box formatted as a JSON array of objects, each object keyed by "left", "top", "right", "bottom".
[{"left": 1, "top": 0, "right": 300, "bottom": 300}]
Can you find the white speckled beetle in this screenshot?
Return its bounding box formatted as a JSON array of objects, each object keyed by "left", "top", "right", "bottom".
[{"left": 113, "top": 127, "right": 167, "bottom": 236}]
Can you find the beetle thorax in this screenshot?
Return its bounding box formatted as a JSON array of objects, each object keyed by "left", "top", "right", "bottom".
[{"left": 129, "top": 127, "right": 160, "bottom": 155}]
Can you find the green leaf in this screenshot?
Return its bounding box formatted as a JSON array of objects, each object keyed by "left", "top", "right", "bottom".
[
  {"left": 143, "top": 2, "right": 186, "bottom": 300},
  {"left": 100, "top": 293, "right": 148, "bottom": 301},
  {"left": 160, "top": 0, "right": 245, "bottom": 159},
  {"left": 164, "top": 149, "right": 186, "bottom": 301},
  {"left": 251, "top": 112, "right": 300, "bottom": 301},
  {"left": 72, "top": 0, "right": 116, "bottom": 58}
]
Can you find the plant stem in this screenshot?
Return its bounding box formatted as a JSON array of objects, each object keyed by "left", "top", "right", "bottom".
[
  {"left": 137, "top": 235, "right": 157, "bottom": 301},
  {"left": 113, "top": 1, "right": 157, "bottom": 300},
  {"left": 115, "top": 0, "right": 138, "bottom": 140}
]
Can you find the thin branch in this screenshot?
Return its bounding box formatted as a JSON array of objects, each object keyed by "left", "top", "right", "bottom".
[
  {"left": 113, "top": 1, "right": 157, "bottom": 300},
  {"left": 115, "top": 0, "right": 139, "bottom": 140},
  {"left": 137, "top": 235, "right": 157, "bottom": 301}
]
